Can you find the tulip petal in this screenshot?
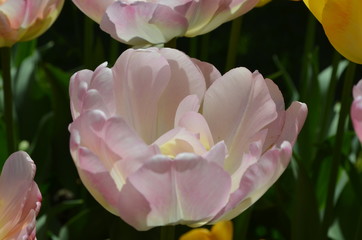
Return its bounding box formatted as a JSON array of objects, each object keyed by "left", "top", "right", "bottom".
[
  {"left": 322, "top": 0, "right": 362, "bottom": 64},
  {"left": 175, "top": 95, "right": 201, "bottom": 127},
  {"left": 262, "top": 79, "right": 286, "bottom": 151},
  {"left": 179, "top": 228, "right": 212, "bottom": 240},
  {"left": 100, "top": 2, "right": 188, "bottom": 45},
  {"left": 70, "top": 63, "right": 115, "bottom": 119},
  {"left": 303, "top": 0, "right": 327, "bottom": 22},
  {"left": 156, "top": 48, "right": 207, "bottom": 136},
  {"left": 211, "top": 142, "right": 292, "bottom": 222},
  {"left": 118, "top": 154, "right": 231, "bottom": 230},
  {"left": 275, "top": 101, "right": 308, "bottom": 147},
  {"left": 202, "top": 141, "right": 228, "bottom": 167},
  {"left": 188, "top": 0, "right": 259, "bottom": 36},
  {"left": 203, "top": 68, "right": 277, "bottom": 174},
  {"left": 70, "top": 110, "right": 156, "bottom": 182},
  {"left": 211, "top": 221, "right": 233, "bottom": 240},
  {"left": 0, "top": 0, "right": 26, "bottom": 28},
  {"left": 0, "top": 151, "right": 40, "bottom": 239},
  {"left": 182, "top": 0, "right": 220, "bottom": 36},
  {"left": 72, "top": 0, "right": 115, "bottom": 23},
  {"left": 21, "top": 0, "right": 47, "bottom": 27},
  {"left": 112, "top": 48, "right": 171, "bottom": 143},
  {"left": 191, "top": 58, "right": 221, "bottom": 88},
  {"left": 154, "top": 127, "right": 208, "bottom": 156},
  {"left": 177, "top": 111, "right": 215, "bottom": 150},
  {"left": 352, "top": 80, "right": 362, "bottom": 142},
  {"left": 75, "top": 147, "right": 120, "bottom": 215}
]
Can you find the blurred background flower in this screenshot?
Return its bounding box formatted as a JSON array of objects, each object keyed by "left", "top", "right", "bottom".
[
  {"left": 72, "top": 0, "right": 259, "bottom": 46},
  {"left": 179, "top": 221, "right": 233, "bottom": 240},
  {"left": 351, "top": 80, "right": 362, "bottom": 142},
  {"left": 0, "top": 0, "right": 64, "bottom": 47},
  {"left": 0, "top": 151, "right": 41, "bottom": 240},
  {"left": 69, "top": 47, "right": 307, "bottom": 230},
  {"left": 302, "top": 0, "right": 362, "bottom": 64}
]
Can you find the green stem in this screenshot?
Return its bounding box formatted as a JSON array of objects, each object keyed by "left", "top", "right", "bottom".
[
  {"left": 160, "top": 225, "right": 175, "bottom": 240},
  {"left": 320, "top": 61, "right": 356, "bottom": 239},
  {"left": 300, "top": 13, "right": 316, "bottom": 99},
  {"left": 225, "top": 16, "right": 242, "bottom": 72},
  {"left": 1, "top": 47, "right": 15, "bottom": 155},
  {"left": 318, "top": 51, "right": 341, "bottom": 142}
]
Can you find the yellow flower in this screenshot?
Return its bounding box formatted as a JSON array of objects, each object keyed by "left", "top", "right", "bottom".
[
  {"left": 179, "top": 221, "right": 233, "bottom": 240},
  {"left": 303, "top": 0, "right": 362, "bottom": 64},
  {"left": 256, "top": 0, "right": 272, "bottom": 7}
]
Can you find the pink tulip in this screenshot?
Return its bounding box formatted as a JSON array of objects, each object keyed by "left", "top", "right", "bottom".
[
  {"left": 72, "top": 0, "right": 259, "bottom": 46},
  {"left": 0, "top": 151, "right": 42, "bottom": 240},
  {"left": 69, "top": 48, "right": 307, "bottom": 230},
  {"left": 0, "top": 0, "right": 64, "bottom": 47},
  {"left": 351, "top": 80, "right": 362, "bottom": 142}
]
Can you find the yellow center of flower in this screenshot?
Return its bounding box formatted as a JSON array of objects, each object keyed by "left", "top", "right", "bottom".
[{"left": 159, "top": 139, "right": 195, "bottom": 158}]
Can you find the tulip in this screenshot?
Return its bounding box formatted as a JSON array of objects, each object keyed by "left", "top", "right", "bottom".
[
  {"left": 0, "top": 0, "right": 64, "bottom": 47},
  {"left": 351, "top": 80, "right": 362, "bottom": 142},
  {"left": 69, "top": 48, "right": 307, "bottom": 230},
  {"left": 303, "top": 0, "right": 362, "bottom": 64},
  {"left": 72, "top": 0, "right": 259, "bottom": 46},
  {"left": 180, "top": 221, "right": 233, "bottom": 240},
  {"left": 0, "top": 151, "right": 42, "bottom": 240}
]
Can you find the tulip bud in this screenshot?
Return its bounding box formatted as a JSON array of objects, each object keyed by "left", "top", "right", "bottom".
[{"left": 0, "top": 0, "right": 64, "bottom": 47}]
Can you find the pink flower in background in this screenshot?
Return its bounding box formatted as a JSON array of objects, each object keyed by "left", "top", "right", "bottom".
[
  {"left": 69, "top": 48, "right": 307, "bottom": 230},
  {"left": 0, "top": 0, "right": 64, "bottom": 47},
  {"left": 72, "top": 0, "right": 259, "bottom": 46},
  {"left": 0, "top": 151, "right": 42, "bottom": 240},
  {"left": 351, "top": 80, "right": 362, "bottom": 142}
]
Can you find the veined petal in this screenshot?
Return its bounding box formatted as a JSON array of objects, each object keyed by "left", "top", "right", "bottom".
[
  {"left": 117, "top": 154, "right": 231, "bottom": 230},
  {"left": 202, "top": 141, "right": 228, "bottom": 167},
  {"left": 72, "top": 0, "right": 115, "bottom": 23},
  {"left": 112, "top": 48, "right": 171, "bottom": 143},
  {"left": 100, "top": 2, "right": 188, "bottom": 46},
  {"left": 262, "top": 78, "right": 286, "bottom": 151},
  {"left": 74, "top": 147, "right": 120, "bottom": 215},
  {"left": 0, "top": 0, "right": 26, "bottom": 28},
  {"left": 177, "top": 111, "right": 214, "bottom": 150},
  {"left": 191, "top": 58, "right": 221, "bottom": 88},
  {"left": 70, "top": 63, "right": 115, "bottom": 119},
  {"left": 203, "top": 68, "right": 277, "bottom": 174},
  {"left": 187, "top": 0, "right": 259, "bottom": 37},
  {"left": 275, "top": 102, "right": 308, "bottom": 147},
  {"left": 70, "top": 110, "right": 156, "bottom": 180},
  {"left": 174, "top": 95, "right": 201, "bottom": 127},
  {"left": 0, "top": 151, "right": 41, "bottom": 240},
  {"left": 157, "top": 48, "right": 207, "bottom": 136},
  {"left": 182, "top": 0, "right": 220, "bottom": 36},
  {"left": 211, "top": 142, "right": 292, "bottom": 222}
]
